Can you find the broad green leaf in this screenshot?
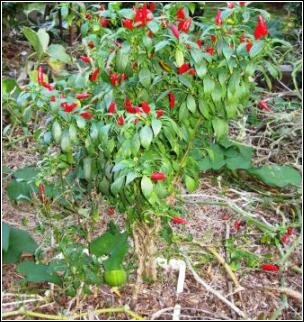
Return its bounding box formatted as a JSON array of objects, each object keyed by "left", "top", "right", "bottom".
[
  {"left": 249, "top": 41, "right": 264, "bottom": 58},
  {"left": 140, "top": 126, "right": 153, "bottom": 148},
  {"left": 148, "top": 20, "right": 160, "bottom": 33},
  {"left": 126, "top": 172, "right": 139, "bottom": 185},
  {"left": 2, "top": 79, "right": 20, "bottom": 95},
  {"left": 14, "top": 167, "right": 39, "bottom": 182},
  {"left": 151, "top": 119, "right": 162, "bottom": 137},
  {"left": 110, "top": 176, "right": 125, "bottom": 194},
  {"left": 116, "top": 49, "right": 129, "bottom": 72},
  {"left": 178, "top": 74, "right": 193, "bottom": 88},
  {"left": 212, "top": 118, "right": 228, "bottom": 140},
  {"left": 139, "top": 68, "right": 151, "bottom": 88},
  {"left": 47, "top": 44, "right": 71, "bottom": 64},
  {"left": 191, "top": 48, "right": 203, "bottom": 64},
  {"left": 223, "top": 45, "right": 234, "bottom": 60},
  {"left": 6, "top": 180, "right": 35, "bottom": 202},
  {"left": 37, "top": 28, "right": 50, "bottom": 53},
  {"left": 141, "top": 176, "right": 153, "bottom": 199},
  {"left": 195, "top": 61, "right": 207, "bottom": 78},
  {"left": 22, "top": 27, "right": 43, "bottom": 58},
  {"left": 155, "top": 40, "right": 169, "bottom": 52},
  {"left": 203, "top": 77, "right": 215, "bottom": 94},
  {"left": 186, "top": 95, "right": 196, "bottom": 113},
  {"left": 198, "top": 100, "right": 211, "bottom": 119},
  {"left": 248, "top": 165, "right": 301, "bottom": 188},
  {"left": 17, "top": 261, "right": 61, "bottom": 285},
  {"left": 2, "top": 223, "right": 10, "bottom": 252},
  {"left": 211, "top": 86, "right": 222, "bottom": 102},
  {"left": 118, "top": 8, "right": 134, "bottom": 19},
  {"left": 3, "top": 227, "right": 38, "bottom": 264},
  {"left": 185, "top": 175, "right": 198, "bottom": 192}
]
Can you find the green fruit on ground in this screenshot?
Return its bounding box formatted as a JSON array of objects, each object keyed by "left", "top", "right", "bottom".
[{"left": 104, "top": 269, "right": 127, "bottom": 287}]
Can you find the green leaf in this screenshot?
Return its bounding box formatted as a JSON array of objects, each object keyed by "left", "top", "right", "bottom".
[
  {"left": 6, "top": 180, "right": 35, "bottom": 202},
  {"left": 222, "top": 45, "right": 234, "bottom": 60},
  {"left": 249, "top": 41, "right": 264, "bottom": 58},
  {"left": 14, "top": 167, "right": 39, "bottom": 182},
  {"left": 195, "top": 61, "right": 207, "bottom": 78},
  {"left": 17, "top": 261, "right": 61, "bottom": 285},
  {"left": 191, "top": 48, "right": 203, "bottom": 64},
  {"left": 47, "top": 44, "right": 71, "bottom": 64},
  {"left": 198, "top": 100, "right": 211, "bottom": 119},
  {"left": 2, "top": 223, "right": 10, "bottom": 252},
  {"left": 141, "top": 176, "right": 153, "bottom": 199},
  {"left": 139, "top": 68, "right": 151, "bottom": 88},
  {"left": 212, "top": 118, "right": 228, "bottom": 140},
  {"left": 151, "top": 119, "right": 162, "bottom": 137},
  {"left": 147, "top": 20, "right": 160, "bottom": 33},
  {"left": 186, "top": 95, "right": 196, "bottom": 113},
  {"left": 203, "top": 77, "right": 215, "bottom": 95},
  {"left": 2, "top": 79, "right": 20, "bottom": 95},
  {"left": 155, "top": 40, "right": 169, "bottom": 52},
  {"left": 140, "top": 126, "right": 153, "bottom": 148},
  {"left": 247, "top": 165, "right": 302, "bottom": 188},
  {"left": 178, "top": 74, "right": 193, "bottom": 88},
  {"left": 125, "top": 172, "right": 139, "bottom": 185},
  {"left": 22, "top": 27, "right": 43, "bottom": 58},
  {"left": 3, "top": 227, "right": 38, "bottom": 264},
  {"left": 37, "top": 28, "right": 50, "bottom": 53},
  {"left": 118, "top": 8, "right": 134, "bottom": 19},
  {"left": 116, "top": 49, "right": 129, "bottom": 72},
  {"left": 211, "top": 86, "right": 222, "bottom": 102},
  {"left": 110, "top": 176, "right": 125, "bottom": 195},
  {"left": 185, "top": 175, "right": 198, "bottom": 192}
]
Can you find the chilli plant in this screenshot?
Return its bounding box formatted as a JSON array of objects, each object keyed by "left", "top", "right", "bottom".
[{"left": 18, "top": 2, "right": 281, "bottom": 285}]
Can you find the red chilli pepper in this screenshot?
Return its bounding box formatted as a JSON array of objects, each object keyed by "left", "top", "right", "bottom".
[
  {"left": 206, "top": 47, "right": 215, "bottom": 56},
  {"left": 258, "top": 100, "right": 271, "bottom": 112},
  {"left": 117, "top": 115, "right": 125, "bottom": 126},
  {"left": 215, "top": 10, "right": 222, "bottom": 26},
  {"left": 76, "top": 93, "right": 91, "bottom": 100},
  {"left": 61, "top": 102, "right": 78, "bottom": 113},
  {"left": 151, "top": 172, "right": 166, "bottom": 181},
  {"left": 38, "top": 66, "right": 44, "bottom": 85},
  {"left": 170, "top": 24, "right": 180, "bottom": 39},
  {"left": 234, "top": 220, "right": 242, "bottom": 231},
  {"left": 246, "top": 40, "right": 253, "bottom": 52},
  {"left": 171, "top": 217, "right": 187, "bottom": 224},
  {"left": 260, "top": 263, "right": 280, "bottom": 272},
  {"left": 100, "top": 17, "right": 109, "bottom": 27},
  {"left": 122, "top": 19, "right": 134, "bottom": 29},
  {"left": 254, "top": 15, "right": 268, "bottom": 40},
  {"left": 107, "top": 207, "right": 115, "bottom": 216},
  {"left": 80, "top": 111, "right": 94, "bottom": 120},
  {"left": 176, "top": 8, "right": 186, "bottom": 20},
  {"left": 80, "top": 55, "right": 91, "bottom": 63},
  {"left": 38, "top": 183, "right": 46, "bottom": 203},
  {"left": 227, "top": 2, "right": 235, "bottom": 8},
  {"left": 178, "top": 19, "right": 192, "bottom": 33},
  {"left": 178, "top": 63, "right": 190, "bottom": 75},
  {"left": 149, "top": 2, "right": 156, "bottom": 12},
  {"left": 281, "top": 234, "right": 289, "bottom": 245},
  {"left": 239, "top": 2, "right": 247, "bottom": 6},
  {"left": 50, "top": 96, "right": 56, "bottom": 102},
  {"left": 109, "top": 72, "right": 120, "bottom": 86},
  {"left": 197, "top": 39, "right": 203, "bottom": 48},
  {"left": 188, "top": 68, "right": 196, "bottom": 76},
  {"left": 141, "top": 101, "right": 151, "bottom": 113},
  {"left": 108, "top": 101, "right": 116, "bottom": 114},
  {"left": 90, "top": 68, "right": 100, "bottom": 82},
  {"left": 42, "top": 82, "right": 54, "bottom": 91},
  {"left": 287, "top": 227, "right": 294, "bottom": 236},
  {"left": 156, "top": 109, "right": 164, "bottom": 118},
  {"left": 211, "top": 34, "right": 217, "bottom": 42},
  {"left": 168, "top": 92, "right": 175, "bottom": 108}
]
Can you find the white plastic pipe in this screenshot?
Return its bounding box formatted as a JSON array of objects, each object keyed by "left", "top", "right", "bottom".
[{"left": 155, "top": 257, "right": 186, "bottom": 320}]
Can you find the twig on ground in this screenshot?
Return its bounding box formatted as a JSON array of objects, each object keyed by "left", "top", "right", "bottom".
[{"left": 182, "top": 254, "right": 248, "bottom": 319}]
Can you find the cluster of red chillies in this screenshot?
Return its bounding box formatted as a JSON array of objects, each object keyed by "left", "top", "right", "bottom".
[
  {"left": 37, "top": 66, "right": 54, "bottom": 91},
  {"left": 122, "top": 3, "right": 154, "bottom": 30}
]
